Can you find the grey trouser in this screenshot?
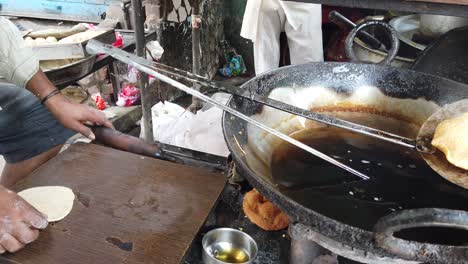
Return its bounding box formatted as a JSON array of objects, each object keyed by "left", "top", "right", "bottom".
[{"left": 0, "top": 83, "right": 74, "bottom": 163}]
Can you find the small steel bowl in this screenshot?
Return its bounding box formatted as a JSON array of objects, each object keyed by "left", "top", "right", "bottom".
[{"left": 202, "top": 228, "right": 258, "bottom": 264}]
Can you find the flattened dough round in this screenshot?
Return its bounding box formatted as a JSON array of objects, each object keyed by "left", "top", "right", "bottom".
[
  {"left": 18, "top": 186, "right": 75, "bottom": 222},
  {"left": 432, "top": 112, "right": 468, "bottom": 170}
]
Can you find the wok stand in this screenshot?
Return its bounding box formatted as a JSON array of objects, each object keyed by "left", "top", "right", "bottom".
[
  {"left": 288, "top": 222, "right": 416, "bottom": 264},
  {"left": 289, "top": 229, "right": 326, "bottom": 264}
]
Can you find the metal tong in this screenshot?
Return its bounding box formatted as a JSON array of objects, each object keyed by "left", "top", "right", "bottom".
[{"left": 88, "top": 40, "right": 395, "bottom": 181}]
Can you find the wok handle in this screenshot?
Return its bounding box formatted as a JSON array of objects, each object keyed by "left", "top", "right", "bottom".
[
  {"left": 374, "top": 208, "right": 468, "bottom": 263},
  {"left": 90, "top": 126, "right": 181, "bottom": 163},
  {"left": 345, "top": 20, "right": 400, "bottom": 65}
]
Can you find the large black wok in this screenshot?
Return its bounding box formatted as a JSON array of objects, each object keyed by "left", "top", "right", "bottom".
[{"left": 222, "top": 62, "right": 468, "bottom": 264}]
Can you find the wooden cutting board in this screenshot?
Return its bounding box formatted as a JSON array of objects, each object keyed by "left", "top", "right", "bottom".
[{"left": 1, "top": 143, "right": 226, "bottom": 264}]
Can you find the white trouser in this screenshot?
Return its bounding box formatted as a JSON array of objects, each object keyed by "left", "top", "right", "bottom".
[{"left": 251, "top": 0, "right": 323, "bottom": 75}]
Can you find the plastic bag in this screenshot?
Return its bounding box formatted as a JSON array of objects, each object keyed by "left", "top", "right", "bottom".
[
  {"left": 116, "top": 84, "right": 141, "bottom": 107},
  {"left": 97, "top": 32, "right": 124, "bottom": 59},
  {"left": 145, "top": 40, "right": 164, "bottom": 60},
  {"left": 91, "top": 93, "right": 107, "bottom": 110},
  {"left": 218, "top": 55, "right": 246, "bottom": 77},
  {"left": 151, "top": 98, "right": 230, "bottom": 157},
  {"left": 113, "top": 32, "right": 124, "bottom": 48},
  {"left": 218, "top": 41, "right": 246, "bottom": 77}
]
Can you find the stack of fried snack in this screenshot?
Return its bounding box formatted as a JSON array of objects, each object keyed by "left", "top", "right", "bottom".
[{"left": 243, "top": 189, "right": 289, "bottom": 231}]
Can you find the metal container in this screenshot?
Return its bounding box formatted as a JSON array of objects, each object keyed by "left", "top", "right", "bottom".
[
  {"left": 420, "top": 14, "right": 468, "bottom": 38},
  {"left": 346, "top": 20, "right": 414, "bottom": 68},
  {"left": 43, "top": 29, "right": 116, "bottom": 88},
  {"left": 389, "top": 15, "right": 427, "bottom": 52},
  {"left": 44, "top": 55, "right": 96, "bottom": 89},
  {"left": 202, "top": 228, "right": 258, "bottom": 264},
  {"left": 353, "top": 38, "right": 414, "bottom": 68}
]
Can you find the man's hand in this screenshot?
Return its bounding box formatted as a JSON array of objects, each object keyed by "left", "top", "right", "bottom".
[
  {"left": 26, "top": 70, "right": 114, "bottom": 140},
  {"left": 45, "top": 94, "right": 114, "bottom": 140},
  {"left": 0, "top": 186, "right": 48, "bottom": 254}
]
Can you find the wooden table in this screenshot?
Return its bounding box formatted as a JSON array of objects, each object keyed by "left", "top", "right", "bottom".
[{"left": 2, "top": 143, "right": 226, "bottom": 264}]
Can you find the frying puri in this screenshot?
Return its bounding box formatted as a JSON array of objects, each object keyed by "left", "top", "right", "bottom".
[{"left": 432, "top": 112, "right": 468, "bottom": 170}]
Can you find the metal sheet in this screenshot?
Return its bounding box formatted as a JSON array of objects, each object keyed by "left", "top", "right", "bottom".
[{"left": 0, "top": 0, "right": 116, "bottom": 23}]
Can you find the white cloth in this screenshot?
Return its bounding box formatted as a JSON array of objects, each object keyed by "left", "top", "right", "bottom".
[
  {"left": 0, "top": 18, "right": 39, "bottom": 88},
  {"left": 241, "top": 0, "right": 323, "bottom": 74}
]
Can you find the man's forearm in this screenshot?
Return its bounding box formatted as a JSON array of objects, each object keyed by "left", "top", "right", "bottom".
[
  {"left": 25, "top": 70, "right": 58, "bottom": 100},
  {"left": 25, "top": 70, "right": 71, "bottom": 114}
]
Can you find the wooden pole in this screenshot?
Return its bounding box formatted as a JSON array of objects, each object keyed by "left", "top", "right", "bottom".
[
  {"left": 190, "top": 0, "right": 203, "bottom": 111},
  {"left": 131, "top": 0, "right": 153, "bottom": 142}
]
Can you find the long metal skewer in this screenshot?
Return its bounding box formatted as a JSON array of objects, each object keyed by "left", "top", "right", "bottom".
[
  {"left": 89, "top": 40, "right": 417, "bottom": 150},
  {"left": 148, "top": 62, "right": 417, "bottom": 150},
  {"left": 87, "top": 40, "right": 370, "bottom": 181}
]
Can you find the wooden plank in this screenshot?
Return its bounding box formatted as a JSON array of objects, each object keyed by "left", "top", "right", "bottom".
[{"left": 2, "top": 143, "right": 226, "bottom": 264}]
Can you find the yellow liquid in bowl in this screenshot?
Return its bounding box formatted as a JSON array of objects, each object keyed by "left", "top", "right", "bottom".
[{"left": 214, "top": 247, "right": 250, "bottom": 263}]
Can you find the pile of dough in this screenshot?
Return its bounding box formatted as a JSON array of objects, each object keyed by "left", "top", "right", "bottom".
[
  {"left": 28, "top": 24, "right": 87, "bottom": 39},
  {"left": 243, "top": 189, "right": 289, "bottom": 231},
  {"left": 18, "top": 186, "right": 75, "bottom": 222},
  {"left": 24, "top": 36, "right": 58, "bottom": 46},
  {"left": 432, "top": 112, "right": 468, "bottom": 170},
  {"left": 24, "top": 28, "right": 104, "bottom": 46},
  {"left": 39, "top": 58, "right": 79, "bottom": 71}
]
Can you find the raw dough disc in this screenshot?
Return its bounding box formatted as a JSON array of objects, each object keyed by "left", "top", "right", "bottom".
[{"left": 18, "top": 186, "right": 75, "bottom": 222}]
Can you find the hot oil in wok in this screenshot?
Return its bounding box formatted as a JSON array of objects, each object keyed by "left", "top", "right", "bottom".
[
  {"left": 271, "top": 110, "right": 423, "bottom": 189},
  {"left": 270, "top": 110, "right": 468, "bottom": 244}
]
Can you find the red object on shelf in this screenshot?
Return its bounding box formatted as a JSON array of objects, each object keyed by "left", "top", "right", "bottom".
[
  {"left": 112, "top": 32, "right": 124, "bottom": 48},
  {"left": 95, "top": 95, "right": 106, "bottom": 110}
]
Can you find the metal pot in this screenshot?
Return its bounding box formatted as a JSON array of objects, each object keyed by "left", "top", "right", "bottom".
[
  {"left": 345, "top": 20, "right": 414, "bottom": 68},
  {"left": 352, "top": 38, "right": 414, "bottom": 68},
  {"left": 388, "top": 14, "right": 430, "bottom": 62},
  {"left": 420, "top": 14, "right": 468, "bottom": 38}
]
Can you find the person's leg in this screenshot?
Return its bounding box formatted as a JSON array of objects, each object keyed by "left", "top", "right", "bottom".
[
  {"left": 285, "top": 4, "right": 324, "bottom": 64},
  {"left": 0, "top": 145, "right": 62, "bottom": 188},
  {"left": 253, "top": 0, "right": 286, "bottom": 75},
  {"left": 0, "top": 84, "right": 75, "bottom": 187}
]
